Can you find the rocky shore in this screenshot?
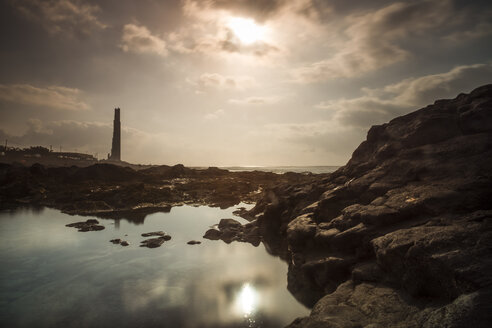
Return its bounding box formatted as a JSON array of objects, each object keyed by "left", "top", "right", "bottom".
[
  {"left": 0, "top": 162, "right": 315, "bottom": 223},
  {"left": 246, "top": 85, "right": 492, "bottom": 327},
  {"left": 1, "top": 84, "right": 491, "bottom": 326}
]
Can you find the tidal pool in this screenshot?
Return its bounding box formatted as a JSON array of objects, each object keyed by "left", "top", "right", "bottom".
[{"left": 0, "top": 205, "right": 308, "bottom": 328}]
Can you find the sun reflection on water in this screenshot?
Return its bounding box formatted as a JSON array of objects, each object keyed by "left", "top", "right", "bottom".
[{"left": 236, "top": 283, "right": 258, "bottom": 316}]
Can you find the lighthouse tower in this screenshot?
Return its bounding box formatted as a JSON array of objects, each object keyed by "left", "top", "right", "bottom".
[{"left": 109, "top": 108, "right": 121, "bottom": 161}]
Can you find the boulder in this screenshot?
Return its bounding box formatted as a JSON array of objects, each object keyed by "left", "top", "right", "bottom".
[{"left": 203, "top": 229, "right": 222, "bottom": 240}]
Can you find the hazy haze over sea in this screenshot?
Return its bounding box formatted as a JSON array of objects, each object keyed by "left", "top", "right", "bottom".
[{"left": 201, "top": 166, "right": 340, "bottom": 174}]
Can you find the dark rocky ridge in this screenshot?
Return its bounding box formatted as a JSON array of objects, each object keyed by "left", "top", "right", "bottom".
[
  {"left": 0, "top": 162, "right": 315, "bottom": 223},
  {"left": 248, "top": 85, "right": 492, "bottom": 327}
]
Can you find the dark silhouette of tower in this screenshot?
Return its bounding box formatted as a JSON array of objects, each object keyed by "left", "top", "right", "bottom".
[{"left": 110, "top": 108, "right": 121, "bottom": 161}]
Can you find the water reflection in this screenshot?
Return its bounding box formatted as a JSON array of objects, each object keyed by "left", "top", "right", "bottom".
[
  {"left": 0, "top": 206, "right": 308, "bottom": 328},
  {"left": 236, "top": 283, "right": 258, "bottom": 316}
]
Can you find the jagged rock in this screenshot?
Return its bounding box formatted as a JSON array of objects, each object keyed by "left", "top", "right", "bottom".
[
  {"left": 203, "top": 219, "right": 262, "bottom": 246},
  {"left": 66, "top": 219, "right": 105, "bottom": 232},
  {"left": 0, "top": 160, "right": 313, "bottom": 224},
  {"left": 249, "top": 85, "right": 492, "bottom": 327},
  {"left": 287, "top": 214, "right": 317, "bottom": 251}
]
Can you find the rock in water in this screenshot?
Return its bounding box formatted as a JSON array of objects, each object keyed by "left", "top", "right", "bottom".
[
  {"left": 66, "top": 219, "right": 105, "bottom": 232},
  {"left": 141, "top": 231, "right": 169, "bottom": 238},
  {"left": 250, "top": 85, "right": 492, "bottom": 327},
  {"left": 203, "top": 219, "right": 261, "bottom": 246},
  {"left": 110, "top": 239, "right": 129, "bottom": 246},
  {"left": 187, "top": 240, "right": 201, "bottom": 245},
  {"left": 140, "top": 233, "right": 172, "bottom": 248},
  {"left": 203, "top": 229, "right": 221, "bottom": 240},
  {"left": 218, "top": 218, "right": 242, "bottom": 230}
]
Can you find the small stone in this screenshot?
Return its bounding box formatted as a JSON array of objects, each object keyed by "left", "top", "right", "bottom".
[
  {"left": 187, "top": 240, "right": 201, "bottom": 245},
  {"left": 120, "top": 241, "right": 129, "bottom": 246}
]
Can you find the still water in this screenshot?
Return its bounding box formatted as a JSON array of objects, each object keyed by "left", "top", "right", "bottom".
[{"left": 0, "top": 205, "right": 308, "bottom": 328}]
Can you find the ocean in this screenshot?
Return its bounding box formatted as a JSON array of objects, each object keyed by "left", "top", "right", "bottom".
[{"left": 218, "top": 166, "right": 341, "bottom": 174}]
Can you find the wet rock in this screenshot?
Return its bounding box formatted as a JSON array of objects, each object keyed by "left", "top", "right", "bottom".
[
  {"left": 203, "top": 229, "right": 222, "bottom": 240},
  {"left": 1, "top": 156, "right": 313, "bottom": 224},
  {"left": 66, "top": 219, "right": 105, "bottom": 232},
  {"left": 220, "top": 229, "right": 237, "bottom": 244},
  {"left": 187, "top": 240, "right": 201, "bottom": 245},
  {"left": 218, "top": 218, "right": 242, "bottom": 230},
  {"left": 204, "top": 219, "right": 262, "bottom": 246},
  {"left": 141, "top": 231, "right": 171, "bottom": 240},
  {"left": 232, "top": 207, "right": 253, "bottom": 220},
  {"left": 140, "top": 236, "right": 171, "bottom": 248},
  {"left": 110, "top": 238, "right": 129, "bottom": 246}
]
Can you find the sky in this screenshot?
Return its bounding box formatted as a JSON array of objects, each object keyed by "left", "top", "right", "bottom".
[{"left": 0, "top": 0, "right": 491, "bottom": 166}]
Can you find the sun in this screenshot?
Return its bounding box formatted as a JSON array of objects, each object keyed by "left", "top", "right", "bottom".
[{"left": 227, "top": 17, "right": 266, "bottom": 44}]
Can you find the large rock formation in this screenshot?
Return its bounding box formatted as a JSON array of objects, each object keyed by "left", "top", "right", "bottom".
[{"left": 250, "top": 85, "right": 492, "bottom": 327}]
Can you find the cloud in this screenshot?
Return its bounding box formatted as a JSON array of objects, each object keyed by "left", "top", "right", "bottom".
[
  {"left": 248, "top": 120, "right": 365, "bottom": 164},
  {"left": 120, "top": 24, "right": 168, "bottom": 56},
  {"left": 383, "top": 63, "right": 492, "bottom": 105},
  {"left": 188, "top": 73, "right": 256, "bottom": 92},
  {"left": 316, "top": 63, "right": 492, "bottom": 127},
  {"left": 204, "top": 109, "right": 225, "bottom": 120},
  {"left": 443, "top": 7, "right": 492, "bottom": 42},
  {"left": 168, "top": 25, "right": 280, "bottom": 58},
  {"left": 0, "top": 118, "right": 224, "bottom": 165},
  {"left": 0, "top": 119, "right": 110, "bottom": 152},
  {"left": 168, "top": 1, "right": 282, "bottom": 58},
  {"left": 0, "top": 84, "right": 89, "bottom": 111},
  {"left": 228, "top": 96, "right": 281, "bottom": 105},
  {"left": 182, "top": 0, "right": 288, "bottom": 23},
  {"left": 0, "top": 119, "right": 172, "bottom": 162},
  {"left": 182, "top": 0, "right": 334, "bottom": 23},
  {"left": 13, "top": 0, "right": 106, "bottom": 37},
  {"left": 245, "top": 63, "right": 492, "bottom": 165},
  {"left": 291, "top": 0, "right": 455, "bottom": 82}
]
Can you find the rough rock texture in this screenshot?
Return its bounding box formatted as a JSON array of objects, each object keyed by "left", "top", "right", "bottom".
[
  {"left": 203, "top": 218, "right": 262, "bottom": 246},
  {"left": 140, "top": 236, "right": 171, "bottom": 248},
  {"left": 0, "top": 163, "right": 314, "bottom": 223},
  {"left": 65, "top": 219, "right": 105, "bottom": 232},
  {"left": 138, "top": 231, "right": 172, "bottom": 248},
  {"left": 250, "top": 85, "right": 492, "bottom": 327}
]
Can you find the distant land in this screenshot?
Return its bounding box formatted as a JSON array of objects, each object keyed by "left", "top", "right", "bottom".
[{"left": 0, "top": 146, "right": 339, "bottom": 174}]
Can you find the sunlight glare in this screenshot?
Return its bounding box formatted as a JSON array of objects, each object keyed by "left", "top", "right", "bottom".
[
  {"left": 227, "top": 17, "right": 266, "bottom": 44},
  {"left": 237, "top": 283, "right": 258, "bottom": 316}
]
